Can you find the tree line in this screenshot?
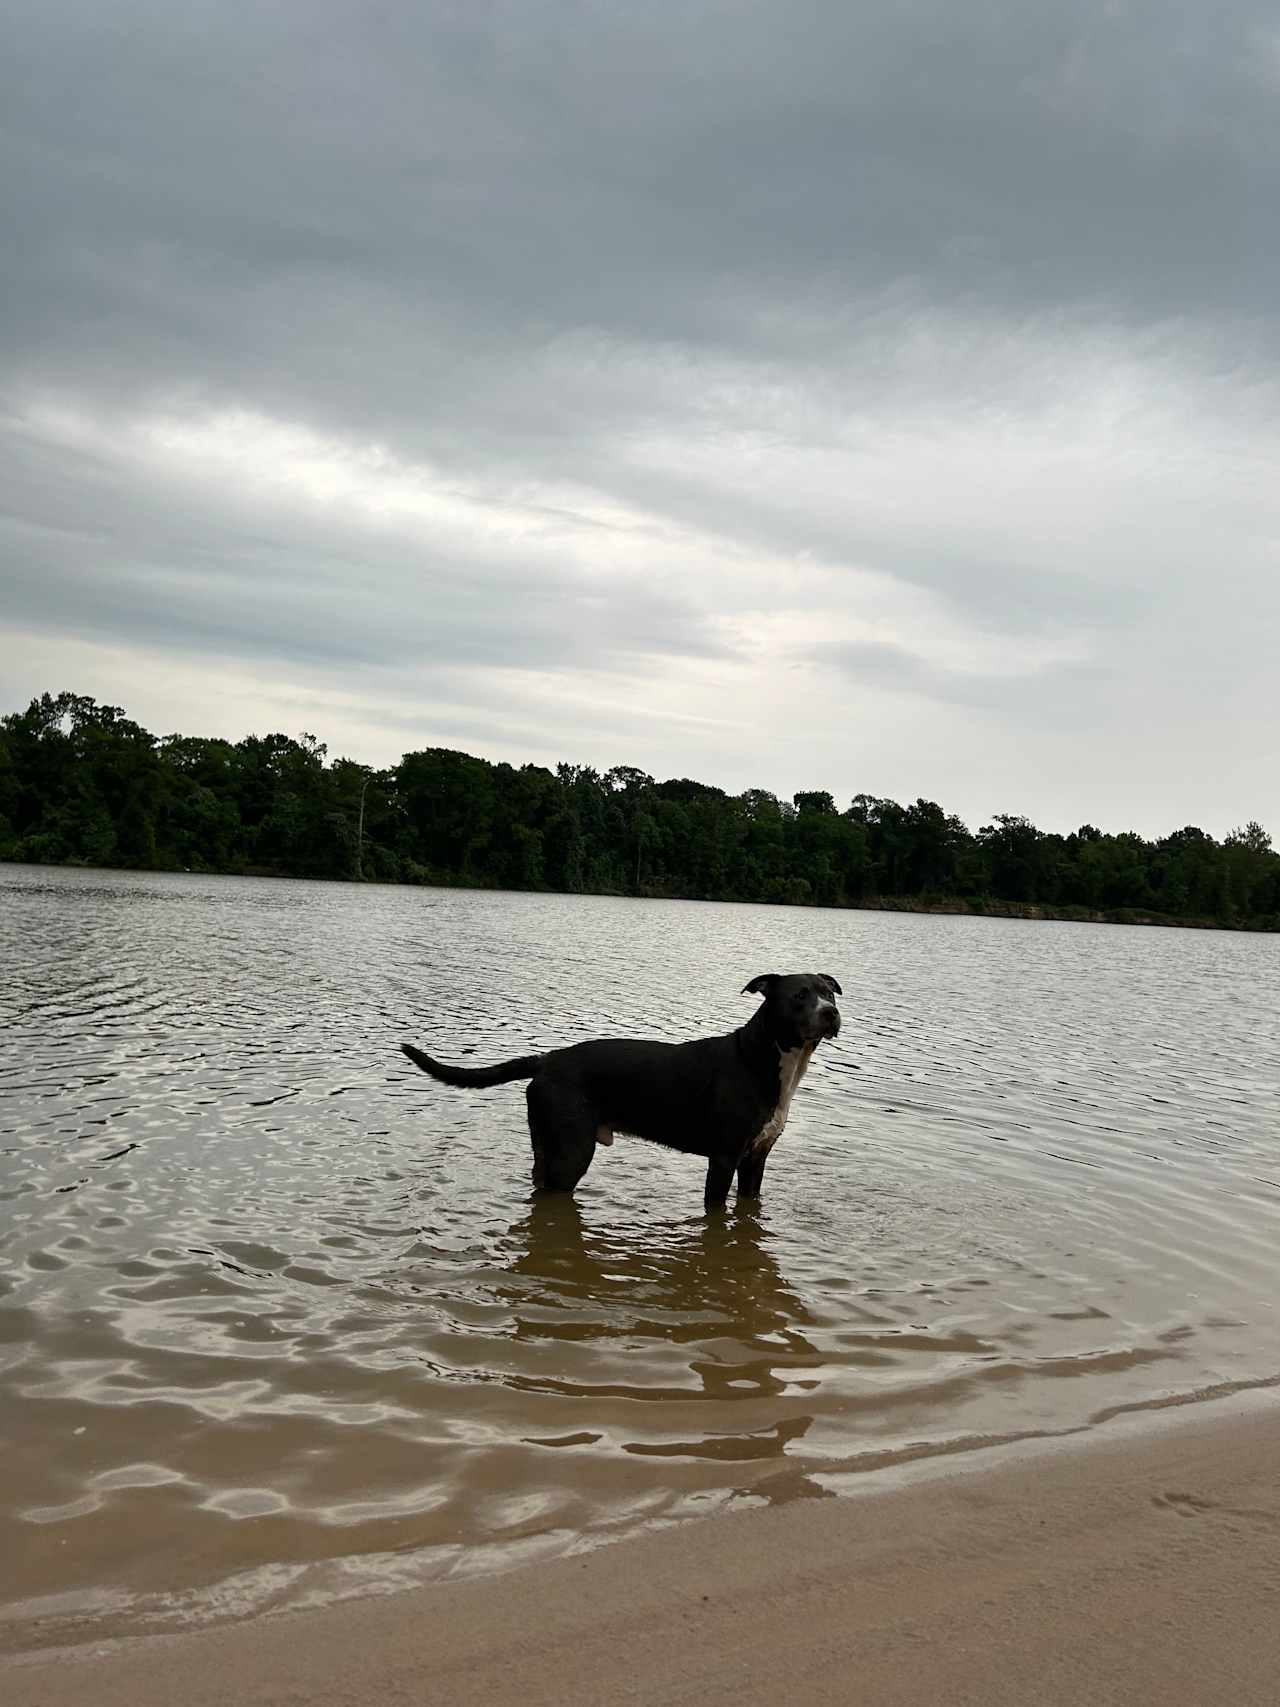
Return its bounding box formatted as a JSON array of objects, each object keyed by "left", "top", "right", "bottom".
[{"left": 2, "top": 691, "right": 1276, "bottom": 929}]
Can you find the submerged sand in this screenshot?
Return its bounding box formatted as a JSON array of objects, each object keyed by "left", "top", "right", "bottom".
[{"left": 5, "top": 1392, "right": 1279, "bottom": 1706}]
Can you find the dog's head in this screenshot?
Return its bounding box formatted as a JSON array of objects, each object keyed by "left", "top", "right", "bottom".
[{"left": 742, "top": 972, "right": 842, "bottom": 1047}]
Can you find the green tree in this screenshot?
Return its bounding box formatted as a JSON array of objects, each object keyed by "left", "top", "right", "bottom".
[{"left": 3, "top": 688, "right": 1277, "bottom": 931}]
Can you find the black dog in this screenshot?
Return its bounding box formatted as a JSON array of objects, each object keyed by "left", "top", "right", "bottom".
[{"left": 400, "top": 971, "right": 841, "bottom": 1210}]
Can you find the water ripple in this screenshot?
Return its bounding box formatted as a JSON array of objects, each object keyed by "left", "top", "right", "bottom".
[{"left": 1, "top": 864, "right": 1278, "bottom": 1647}]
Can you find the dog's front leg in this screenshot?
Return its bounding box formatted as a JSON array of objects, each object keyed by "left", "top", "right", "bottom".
[
  {"left": 703, "top": 1155, "right": 735, "bottom": 1212},
  {"left": 736, "top": 1146, "right": 768, "bottom": 1198}
]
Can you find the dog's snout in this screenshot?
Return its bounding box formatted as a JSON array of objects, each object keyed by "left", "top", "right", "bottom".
[{"left": 819, "top": 1003, "right": 841, "bottom": 1037}]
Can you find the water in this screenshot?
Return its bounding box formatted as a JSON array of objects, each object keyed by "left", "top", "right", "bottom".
[{"left": 1, "top": 865, "right": 1277, "bottom": 1646}]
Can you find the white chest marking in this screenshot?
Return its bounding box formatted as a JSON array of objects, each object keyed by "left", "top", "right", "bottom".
[{"left": 752, "top": 1044, "right": 815, "bottom": 1153}]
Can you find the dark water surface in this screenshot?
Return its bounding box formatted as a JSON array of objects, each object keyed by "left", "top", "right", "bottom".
[{"left": 2, "top": 866, "right": 1277, "bottom": 1644}]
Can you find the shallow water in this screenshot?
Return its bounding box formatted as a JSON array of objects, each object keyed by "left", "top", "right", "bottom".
[{"left": 1, "top": 866, "right": 1278, "bottom": 1643}]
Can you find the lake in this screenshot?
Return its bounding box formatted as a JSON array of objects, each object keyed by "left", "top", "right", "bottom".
[{"left": 2, "top": 865, "right": 1277, "bottom": 1646}]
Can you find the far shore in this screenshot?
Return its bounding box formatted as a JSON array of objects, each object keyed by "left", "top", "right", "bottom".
[
  {"left": 4, "top": 856, "right": 1272, "bottom": 933},
  {"left": 5, "top": 1389, "right": 1279, "bottom": 1705}
]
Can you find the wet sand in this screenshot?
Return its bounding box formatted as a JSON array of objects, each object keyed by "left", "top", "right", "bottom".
[{"left": 5, "top": 1393, "right": 1279, "bottom": 1706}]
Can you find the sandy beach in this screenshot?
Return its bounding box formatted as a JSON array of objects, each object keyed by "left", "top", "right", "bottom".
[{"left": 5, "top": 1391, "right": 1279, "bottom": 1707}]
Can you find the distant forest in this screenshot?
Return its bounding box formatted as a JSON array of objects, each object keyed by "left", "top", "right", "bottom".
[{"left": 2, "top": 691, "right": 1277, "bottom": 930}]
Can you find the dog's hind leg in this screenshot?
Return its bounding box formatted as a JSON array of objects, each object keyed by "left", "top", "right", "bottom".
[
  {"left": 536, "top": 1129, "right": 597, "bottom": 1193},
  {"left": 526, "top": 1079, "right": 597, "bottom": 1195}
]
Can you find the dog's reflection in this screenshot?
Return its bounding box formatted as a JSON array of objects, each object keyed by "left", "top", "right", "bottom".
[
  {"left": 493, "top": 1197, "right": 832, "bottom": 1497},
  {"left": 494, "top": 1194, "right": 823, "bottom": 1398}
]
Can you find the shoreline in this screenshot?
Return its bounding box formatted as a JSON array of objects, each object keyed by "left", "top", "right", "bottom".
[
  {"left": 4, "top": 857, "right": 1273, "bottom": 934},
  {"left": 7, "top": 1386, "right": 1280, "bottom": 1705}
]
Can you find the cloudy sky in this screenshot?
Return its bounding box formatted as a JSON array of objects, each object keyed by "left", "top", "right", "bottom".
[{"left": 3, "top": 2, "right": 1277, "bottom": 837}]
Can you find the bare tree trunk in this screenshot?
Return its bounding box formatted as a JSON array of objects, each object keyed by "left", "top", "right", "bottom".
[{"left": 354, "top": 773, "right": 370, "bottom": 880}]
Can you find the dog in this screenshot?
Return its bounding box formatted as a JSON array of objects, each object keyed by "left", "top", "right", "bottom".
[{"left": 400, "top": 971, "right": 841, "bottom": 1210}]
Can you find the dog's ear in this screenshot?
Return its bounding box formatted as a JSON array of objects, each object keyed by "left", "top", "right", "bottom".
[
  {"left": 818, "top": 974, "right": 843, "bottom": 996},
  {"left": 741, "top": 974, "right": 779, "bottom": 997}
]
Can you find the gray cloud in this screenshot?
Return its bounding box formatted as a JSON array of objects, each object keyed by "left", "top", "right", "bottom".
[
  {"left": 0, "top": 406, "right": 730, "bottom": 673},
  {"left": 815, "top": 640, "right": 1110, "bottom": 721},
  {"left": 1, "top": 1, "right": 1277, "bottom": 835}
]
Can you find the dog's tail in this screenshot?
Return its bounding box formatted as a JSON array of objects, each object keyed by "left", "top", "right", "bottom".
[{"left": 400, "top": 1042, "right": 542, "bottom": 1089}]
